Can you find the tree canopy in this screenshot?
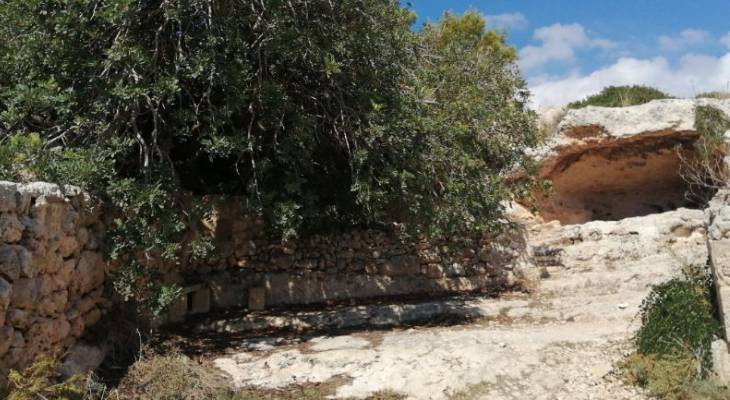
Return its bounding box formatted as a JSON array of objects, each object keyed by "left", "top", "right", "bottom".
[{"left": 0, "top": 2, "right": 537, "bottom": 309}]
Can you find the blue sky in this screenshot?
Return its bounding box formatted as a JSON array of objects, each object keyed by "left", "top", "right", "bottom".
[{"left": 405, "top": 1, "right": 730, "bottom": 108}]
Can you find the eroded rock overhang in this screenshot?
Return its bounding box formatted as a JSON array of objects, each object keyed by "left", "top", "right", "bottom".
[{"left": 529, "top": 99, "right": 730, "bottom": 225}]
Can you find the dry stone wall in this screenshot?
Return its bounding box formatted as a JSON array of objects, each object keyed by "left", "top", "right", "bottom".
[
  {"left": 163, "top": 205, "right": 527, "bottom": 323},
  {"left": 0, "top": 182, "right": 107, "bottom": 377},
  {"left": 0, "top": 183, "right": 528, "bottom": 372}
]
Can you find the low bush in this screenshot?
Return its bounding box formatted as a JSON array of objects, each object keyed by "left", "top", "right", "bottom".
[
  {"left": 635, "top": 267, "right": 719, "bottom": 368},
  {"left": 621, "top": 266, "right": 725, "bottom": 399},
  {"left": 568, "top": 85, "right": 671, "bottom": 109}
]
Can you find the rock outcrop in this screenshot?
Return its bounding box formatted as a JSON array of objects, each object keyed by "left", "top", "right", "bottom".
[{"left": 531, "top": 99, "right": 730, "bottom": 224}]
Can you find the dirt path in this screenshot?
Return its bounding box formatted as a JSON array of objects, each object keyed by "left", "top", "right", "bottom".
[{"left": 213, "top": 209, "right": 708, "bottom": 399}]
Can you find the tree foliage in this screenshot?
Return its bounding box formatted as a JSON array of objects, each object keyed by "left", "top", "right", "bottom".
[{"left": 0, "top": 2, "right": 537, "bottom": 309}]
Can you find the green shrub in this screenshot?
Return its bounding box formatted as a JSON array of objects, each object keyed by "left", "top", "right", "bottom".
[
  {"left": 568, "top": 85, "right": 671, "bottom": 109},
  {"left": 635, "top": 267, "right": 719, "bottom": 370},
  {"left": 0, "top": 3, "right": 537, "bottom": 312},
  {"left": 621, "top": 266, "right": 724, "bottom": 399}
]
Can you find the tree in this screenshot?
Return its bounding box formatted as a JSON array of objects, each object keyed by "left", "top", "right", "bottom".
[{"left": 0, "top": 3, "right": 537, "bottom": 309}]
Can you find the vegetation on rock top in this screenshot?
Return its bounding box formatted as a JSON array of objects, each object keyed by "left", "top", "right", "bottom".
[{"left": 567, "top": 85, "right": 671, "bottom": 109}]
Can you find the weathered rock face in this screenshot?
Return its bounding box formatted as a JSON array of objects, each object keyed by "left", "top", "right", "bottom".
[
  {"left": 0, "top": 182, "right": 106, "bottom": 377},
  {"left": 532, "top": 99, "right": 730, "bottom": 225}
]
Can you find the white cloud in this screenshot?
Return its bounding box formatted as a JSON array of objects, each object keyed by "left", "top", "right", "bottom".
[
  {"left": 529, "top": 52, "right": 730, "bottom": 109},
  {"left": 658, "top": 29, "right": 709, "bottom": 50},
  {"left": 722, "top": 33, "right": 730, "bottom": 49},
  {"left": 486, "top": 12, "right": 528, "bottom": 31},
  {"left": 519, "top": 23, "right": 615, "bottom": 71}
]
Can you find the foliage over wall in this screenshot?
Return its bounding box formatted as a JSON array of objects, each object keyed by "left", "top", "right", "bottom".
[
  {"left": 0, "top": 1, "right": 537, "bottom": 311},
  {"left": 568, "top": 85, "right": 671, "bottom": 109}
]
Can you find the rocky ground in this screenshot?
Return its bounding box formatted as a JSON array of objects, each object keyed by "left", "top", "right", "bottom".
[{"left": 211, "top": 208, "right": 708, "bottom": 399}]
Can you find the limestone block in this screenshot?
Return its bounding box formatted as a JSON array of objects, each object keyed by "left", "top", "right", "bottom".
[
  {"left": 8, "top": 309, "right": 29, "bottom": 329},
  {"left": 81, "top": 308, "right": 101, "bottom": 328},
  {"left": 10, "top": 278, "right": 41, "bottom": 309},
  {"left": 0, "top": 277, "right": 11, "bottom": 312},
  {"left": 69, "top": 316, "right": 84, "bottom": 337},
  {"left": 76, "top": 227, "right": 89, "bottom": 248},
  {"left": 445, "top": 263, "right": 467, "bottom": 277},
  {"left": 19, "top": 182, "right": 65, "bottom": 199},
  {"left": 61, "top": 210, "right": 79, "bottom": 234},
  {"left": 16, "top": 192, "right": 30, "bottom": 214},
  {"left": 423, "top": 264, "right": 445, "bottom": 279},
  {"left": 20, "top": 216, "right": 48, "bottom": 240},
  {"left": 378, "top": 255, "right": 420, "bottom": 277},
  {"left": 0, "top": 182, "right": 18, "bottom": 213},
  {"left": 74, "top": 296, "right": 97, "bottom": 314},
  {"left": 167, "top": 295, "right": 188, "bottom": 323},
  {"left": 85, "top": 230, "right": 101, "bottom": 250},
  {"left": 58, "top": 236, "right": 78, "bottom": 258},
  {"left": 16, "top": 246, "right": 33, "bottom": 278},
  {"left": 0, "top": 213, "right": 24, "bottom": 243},
  {"left": 28, "top": 317, "right": 70, "bottom": 348},
  {"left": 717, "top": 285, "right": 730, "bottom": 342},
  {"left": 0, "top": 326, "right": 14, "bottom": 357},
  {"left": 39, "top": 290, "right": 68, "bottom": 315},
  {"left": 10, "top": 331, "right": 24, "bottom": 349},
  {"left": 0, "top": 245, "right": 20, "bottom": 281},
  {"left": 73, "top": 251, "right": 105, "bottom": 295},
  {"left": 712, "top": 340, "right": 730, "bottom": 384},
  {"left": 248, "top": 287, "right": 266, "bottom": 311},
  {"left": 209, "top": 276, "right": 246, "bottom": 309},
  {"left": 190, "top": 288, "right": 211, "bottom": 315}
]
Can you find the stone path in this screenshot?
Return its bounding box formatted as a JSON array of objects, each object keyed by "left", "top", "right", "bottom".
[{"left": 213, "top": 209, "right": 708, "bottom": 399}]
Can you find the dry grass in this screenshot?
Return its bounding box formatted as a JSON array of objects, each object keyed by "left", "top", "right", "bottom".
[
  {"left": 2, "top": 351, "right": 406, "bottom": 400},
  {"left": 109, "top": 351, "right": 405, "bottom": 400},
  {"left": 621, "top": 353, "right": 730, "bottom": 400}
]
